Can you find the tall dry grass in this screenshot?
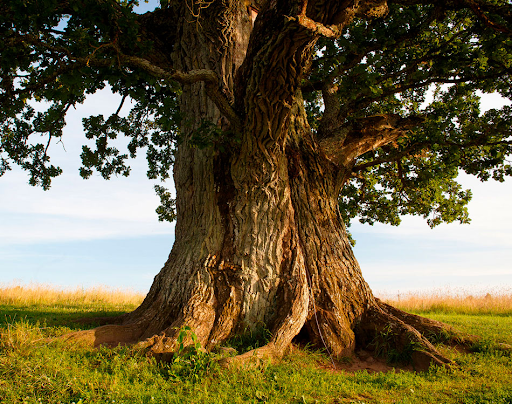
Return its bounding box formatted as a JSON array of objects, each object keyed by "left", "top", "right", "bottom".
[
  {"left": 2, "top": 283, "right": 511, "bottom": 315},
  {"left": 379, "top": 287, "right": 512, "bottom": 315},
  {"left": 0, "top": 282, "right": 145, "bottom": 307}
]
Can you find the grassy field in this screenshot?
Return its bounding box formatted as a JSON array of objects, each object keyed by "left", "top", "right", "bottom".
[{"left": 0, "top": 284, "right": 511, "bottom": 404}]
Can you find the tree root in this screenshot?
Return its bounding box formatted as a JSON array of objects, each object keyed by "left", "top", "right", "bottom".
[
  {"left": 356, "top": 299, "right": 457, "bottom": 371},
  {"left": 57, "top": 296, "right": 486, "bottom": 373},
  {"left": 375, "top": 299, "right": 478, "bottom": 347},
  {"left": 218, "top": 343, "right": 279, "bottom": 368},
  {"left": 61, "top": 323, "right": 145, "bottom": 348}
]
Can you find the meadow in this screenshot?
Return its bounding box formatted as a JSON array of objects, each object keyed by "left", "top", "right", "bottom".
[{"left": 0, "top": 283, "right": 511, "bottom": 404}]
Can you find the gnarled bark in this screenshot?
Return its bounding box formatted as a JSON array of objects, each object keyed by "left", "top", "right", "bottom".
[{"left": 66, "top": 0, "right": 458, "bottom": 370}]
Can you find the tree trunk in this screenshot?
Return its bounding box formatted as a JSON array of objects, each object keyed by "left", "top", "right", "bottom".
[{"left": 66, "top": 0, "right": 457, "bottom": 370}]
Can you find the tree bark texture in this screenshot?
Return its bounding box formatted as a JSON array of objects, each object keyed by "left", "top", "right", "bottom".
[{"left": 67, "top": 0, "right": 457, "bottom": 370}]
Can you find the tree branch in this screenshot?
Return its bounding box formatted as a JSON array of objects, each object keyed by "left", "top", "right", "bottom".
[
  {"left": 122, "top": 56, "right": 242, "bottom": 132},
  {"left": 352, "top": 138, "right": 512, "bottom": 173},
  {"left": 352, "top": 142, "right": 430, "bottom": 172},
  {"left": 306, "top": 3, "right": 440, "bottom": 94},
  {"left": 287, "top": 14, "right": 344, "bottom": 38},
  {"left": 465, "top": 0, "right": 512, "bottom": 34},
  {"left": 287, "top": 0, "right": 388, "bottom": 38},
  {"left": 319, "top": 114, "right": 424, "bottom": 167},
  {"left": 8, "top": 31, "right": 240, "bottom": 132}
]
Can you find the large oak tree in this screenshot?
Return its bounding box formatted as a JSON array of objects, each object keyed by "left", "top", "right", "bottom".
[{"left": 1, "top": 0, "right": 511, "bottom": 369}]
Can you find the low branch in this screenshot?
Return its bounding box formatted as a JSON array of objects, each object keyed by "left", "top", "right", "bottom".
[
  {"left": 122, "top": 56, "right": 242, "bottom": 132},
  {"left": 347, "top": 68, "right": 510, "bottom": 118},
  {"left": 352, "top": 137, "right": 512, "bottom": 173},
  {"left": 5, "top": 27, "right": 241, "bottom": 133}
]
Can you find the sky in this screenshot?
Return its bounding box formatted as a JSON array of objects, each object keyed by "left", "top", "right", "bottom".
[{"left": 1, "top": 2, "right": 511, "bottom": 297}]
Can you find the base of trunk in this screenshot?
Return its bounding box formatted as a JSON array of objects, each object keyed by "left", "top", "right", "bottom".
[{"left": 64, "top": 296, "right": 468, "bottom": 371}]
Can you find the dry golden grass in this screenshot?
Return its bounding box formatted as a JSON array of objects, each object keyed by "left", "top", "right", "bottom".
[
  {"left": 379, "top": 287, "right": 512, "bottom": 315},
  {"left": 2, "top": 283, "right": 511, "bottom": 315},
  {"left": 0, "top": 282, "right": 145, "bottom": 307}
]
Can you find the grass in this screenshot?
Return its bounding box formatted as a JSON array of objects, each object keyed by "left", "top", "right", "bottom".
[
  {"left": 0, "top": 283, "right": 144, "bottom": 330},
  {"left": 0, "top": 282, "right": 144, "bottom": 307},
  {"left": 0, "top": 284, "right": 511, "bottom": 404},
  {"left": 381, "top": 287, "right": 512, "bottom": 316}
]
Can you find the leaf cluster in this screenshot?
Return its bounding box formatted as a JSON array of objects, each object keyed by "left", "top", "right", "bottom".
[
  {"left": 0, "top": 0, "right": 179, "bottom": 189},
  {"left": 1, "top": 0, "right": 512, "bottom": 228},
  {"left": 304, "top": 2, "right": 512, "bottom": 227}
]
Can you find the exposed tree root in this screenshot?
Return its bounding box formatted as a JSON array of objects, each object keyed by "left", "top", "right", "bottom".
[
  {"left": 375, "top": 299, "right": 478, "bottom": 346},
  {"left": 58, "top": 295, "right": 476, "bottom": 373},
  {"left": 62, "top": 323, "right": 145, "bottom": 348},
  {"left": 355, "top": 299, "right": 456, "bottom": 371},
  {"left": 218, "top": 343, "right": 279, "bottom": 368}
]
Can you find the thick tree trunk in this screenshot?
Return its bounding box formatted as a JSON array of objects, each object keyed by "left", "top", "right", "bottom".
[{"left": 66, "top": 0, "right": 456, "bottom": 370}]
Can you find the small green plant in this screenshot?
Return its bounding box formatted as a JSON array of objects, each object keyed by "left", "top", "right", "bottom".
[
  {"left": 370, "top": 324, "right": 393, "bottom": 360},
  {"left": 167, "top": 325, "right": 215, "bottom": 381}
]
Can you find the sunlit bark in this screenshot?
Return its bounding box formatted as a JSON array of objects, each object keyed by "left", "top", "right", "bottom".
[{"left": 66, "top": 0, "right": 458, "bottom": 369}]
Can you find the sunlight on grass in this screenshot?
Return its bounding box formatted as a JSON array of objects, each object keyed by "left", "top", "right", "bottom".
[
  {"left": 0, "top": 283, "right": 511, "bottom": 404},
  {"left": 0, "top": 282, "right": 145, "bottom": 307},
  {"left": 378, "top": 287, "right": 512, "bottom": 315}
]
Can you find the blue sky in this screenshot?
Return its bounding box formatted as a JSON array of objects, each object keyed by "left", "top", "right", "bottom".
[{"left": 1, "top": 2, "right": 511, "bottom": 297}]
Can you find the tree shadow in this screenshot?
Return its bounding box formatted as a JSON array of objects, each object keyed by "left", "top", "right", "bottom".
[{"left": 0, "top": 305, "right": 127, "bottom": 331}]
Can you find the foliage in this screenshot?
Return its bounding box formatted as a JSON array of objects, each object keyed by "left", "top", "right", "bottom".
[
  {"left": 166, "top": 326, "right": 216, "bottom": 381},
  {"left": 0, "top": 0, "right": 180, "bottom": 190},
  {"left": 1, "top": 0, "right": 512, "bottom": 229},
  {"left": 326, "top": 3, "right": 512, "bottom": 228},
  {"left": 153, "top": 184, "right": 176, "bottom": 222}
]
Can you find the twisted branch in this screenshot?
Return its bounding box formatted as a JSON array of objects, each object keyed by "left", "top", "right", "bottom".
[{"left": 122, "top": 56, "right": 242, "bottom": 132}]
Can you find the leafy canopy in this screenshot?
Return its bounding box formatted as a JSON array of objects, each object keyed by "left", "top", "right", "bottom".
[{"left": 1, "top": 0, "right": 511, "bottom": 227}]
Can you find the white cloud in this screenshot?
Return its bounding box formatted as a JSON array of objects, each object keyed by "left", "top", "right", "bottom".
[
  {"left": 2, "top": 171, "right": 162, "bottom": 220},
  {"left": 0, "top": 212, "right": 174, "bottom": 245}
]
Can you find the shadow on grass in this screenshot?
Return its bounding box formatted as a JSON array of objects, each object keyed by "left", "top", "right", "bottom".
[{"left": 0, "top": 305, "right": 127, "bottom": 330}]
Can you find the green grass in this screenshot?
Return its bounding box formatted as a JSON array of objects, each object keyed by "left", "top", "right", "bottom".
[
  {"left": 415, "top": 312, "right": 512, "bottom": 346},
  {"left": 0, "top": 286, "right": 511, "bottom": 404}
]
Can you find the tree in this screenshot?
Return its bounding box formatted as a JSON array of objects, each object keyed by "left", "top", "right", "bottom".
[{"left": 1, "top": 0, "right": 511, "bottom": 369}]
